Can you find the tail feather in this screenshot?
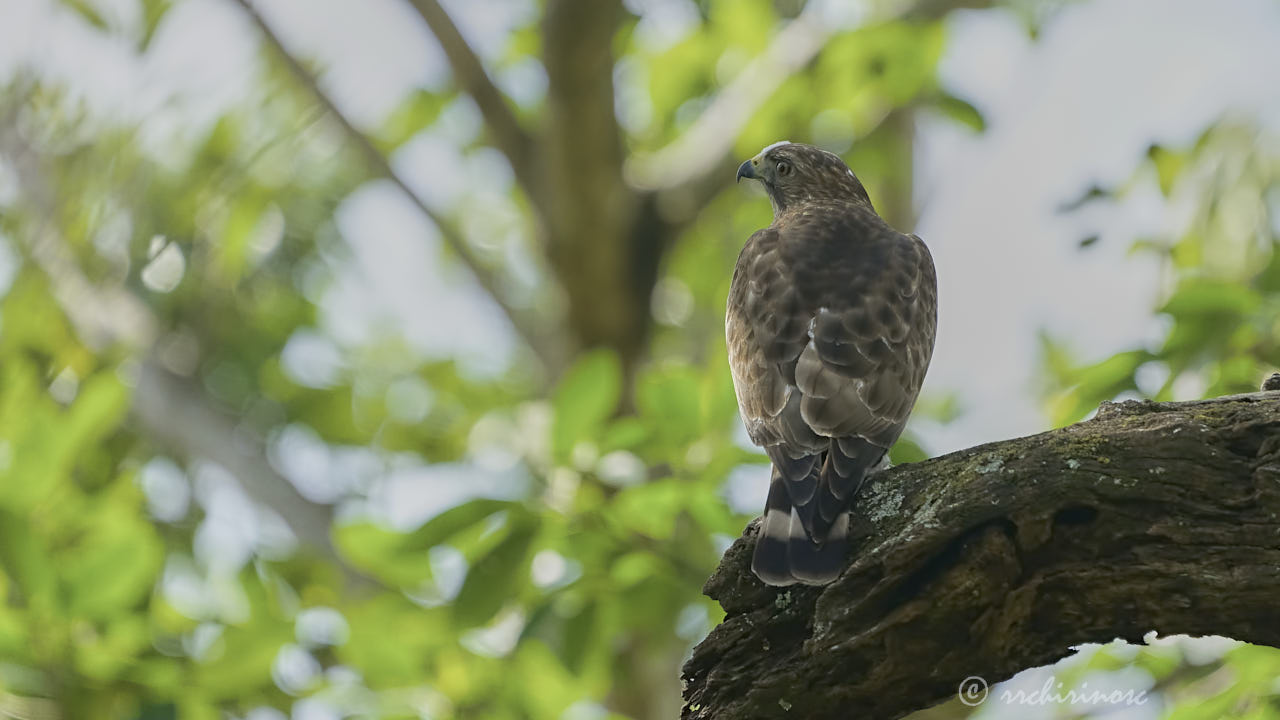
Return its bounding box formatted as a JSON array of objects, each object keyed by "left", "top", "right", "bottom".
[
  {"left": 752, "top": 467, "right": 850, "bottom": 586},
  {"left": 752, "top": 437, "right": 888, "bottom": 586},
  {"left": 764, "top": 446, "right": 818, "bottom": 505},
  {"left": 787, "top": 511, "right": 849, "bottom": 584},
  {"left": 752, "top": 473, "right": 797, "bottom": 585},
  {"left": 816, "top": 437, "right": 887, "bottom": 527}
]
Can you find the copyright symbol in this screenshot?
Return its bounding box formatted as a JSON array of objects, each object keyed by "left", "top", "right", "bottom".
[{"left": 958, "top": 676, "right": 988, "bottom": 706}]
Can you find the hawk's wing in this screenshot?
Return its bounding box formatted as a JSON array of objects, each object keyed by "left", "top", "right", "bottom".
[{"left": 727, "top": 215, "right": 936, "bottom": 584}]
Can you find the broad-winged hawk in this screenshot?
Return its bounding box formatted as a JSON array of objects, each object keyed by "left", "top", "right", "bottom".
[{"left": 729, "top": 141, "right": 937, "bottom": 585}]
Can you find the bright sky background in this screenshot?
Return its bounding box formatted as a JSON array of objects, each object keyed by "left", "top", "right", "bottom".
[{"left": 920, "top": 0, "right": 1280, "bottom": 452}]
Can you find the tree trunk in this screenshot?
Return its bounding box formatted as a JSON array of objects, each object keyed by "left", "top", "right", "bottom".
[{"left": 683, "top": 390, "right": 1280, "bottom": 719}]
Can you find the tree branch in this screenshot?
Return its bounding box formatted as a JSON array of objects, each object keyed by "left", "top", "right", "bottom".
[
  {"left": 133, "top": 361, "right": 338, "bottom": 558},
  {"left": 683, "top": 390, "right": 1280, "bottom": 719},
  {"left": 541, "top": 0, "right": 627, "bottom": 213},
  {"left": 539, "top": 0, "right": 658, "bottom": 368},
  {"left": 229, "top": 0, "right": 565, "bottom": 371},
  {"left": 402, "top": 0, "right": 539, "bottom": 203}
]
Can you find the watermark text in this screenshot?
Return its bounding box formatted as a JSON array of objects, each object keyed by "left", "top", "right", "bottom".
[{"left": 957, "top": 675, "right": 1149, "bottom": 708}]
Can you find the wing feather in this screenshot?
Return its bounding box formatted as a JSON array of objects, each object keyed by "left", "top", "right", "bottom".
[{"left": 729, "top": 206, "right": 937, "bottom": 586}]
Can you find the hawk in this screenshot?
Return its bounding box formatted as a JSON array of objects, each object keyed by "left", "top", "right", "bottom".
[{"left": 729, "top": 141, "right": 937, "bottom": 586}]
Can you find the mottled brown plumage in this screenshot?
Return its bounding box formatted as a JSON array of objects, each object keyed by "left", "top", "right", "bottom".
[{"left": 728, "top": 142, "right": 937, "bottom": 585}]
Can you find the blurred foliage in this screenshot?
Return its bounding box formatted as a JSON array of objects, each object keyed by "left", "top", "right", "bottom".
[
  {"left": 1, "top": 0, "right": 1277, "bottom": 719},
  {"left": 949, "top": 638, "right": 1280, "bottom": 720},
  {"left": 1042, "top": 122, "right": 1280, "bottom": 426}
]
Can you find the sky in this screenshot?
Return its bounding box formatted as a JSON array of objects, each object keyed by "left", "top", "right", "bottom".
[{"left": 919, "top": 0, "right": 1280, "bottom": 452}]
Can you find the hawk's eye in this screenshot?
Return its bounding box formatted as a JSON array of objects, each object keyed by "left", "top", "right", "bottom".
[{"left": 776, "top": 161, "right": 792, "bottom": 177}]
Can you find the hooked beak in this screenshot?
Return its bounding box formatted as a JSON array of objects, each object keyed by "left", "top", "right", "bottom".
[{"left": 736, "top": 158, "right": 757, "bottom": 183}]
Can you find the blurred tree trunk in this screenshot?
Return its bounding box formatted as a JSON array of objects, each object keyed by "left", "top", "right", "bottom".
[
  {"left": 540, "top": 0, "right": 674, "bottom": 383},
  {"left": 682, "top": 390, "right": 1280, "bottom": 719},
  {"left": 868, "top": 108, "right": 919, "bottom": 233}
]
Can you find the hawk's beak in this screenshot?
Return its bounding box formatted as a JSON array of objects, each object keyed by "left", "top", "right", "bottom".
[{"left": 736, "top": 158, "right": 757, "bottom": 183}]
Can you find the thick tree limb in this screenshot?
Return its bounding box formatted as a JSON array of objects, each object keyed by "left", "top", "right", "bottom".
[
  {"left": 540, "top": 0, "right": 658, "bottom": 368},
  {"left": 542, "top": 0, "right": 627, "bottom": 212},
  {"left": 230, "top": 0, "right": 565, "bottom": 371},
  {"left": 133, "top": 361, "right": 380, "bottom": 591},
  {"left": 133, "top": 361, "right": 336, "bottom": 556},
  {"left": 684, "top": 390, "right": 1280, "bottom": 720},
  {"left": 402, "top": 0, "right": 539, "bottom": 201}
]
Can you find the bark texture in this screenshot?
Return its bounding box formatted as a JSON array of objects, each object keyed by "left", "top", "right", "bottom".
[{"left": 683, "top": 390, "right": 1280, "bottom": 720}]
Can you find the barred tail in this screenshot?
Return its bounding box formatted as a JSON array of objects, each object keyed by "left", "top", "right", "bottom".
[{"left": 751, "top": 466, "right": 850, "bottom": 586}]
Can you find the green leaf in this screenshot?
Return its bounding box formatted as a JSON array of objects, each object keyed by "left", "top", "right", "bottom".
[
  {"left": 452, "top": 512, "right": 539, "bottom": 627},
  {"left": 194, "top": 621, "right": 292, "bottom": 700},
  {"left": 609, "top": 479, "right": 685, "bottom": 539},
  {"left": 1048, "top": 350, "right": 1150, "bottom": 426},
  {"left": 63, "top": 513, "right": 164, "bottom": 620},
  {"left": 1255, "top": 245, "right": 1280, "bottom": 293},
  {"left": 932, "top": 92, "right": 985, "bottom": 132},
  {"left": 0, "top": 271, "right": 78, "bottom": 359},
  {"left": 213, "top": 190, "right": 268, "bottom": 284},
  {"left": 888, "top": 437, "right": 926, "bottom": 464},
  {"left": 551, "top": 349, "right": 622, "bottom": 463},
  {"left": 65, "top": 371, "right": 130, "bottom": 451},
  {"left": 515, "top": 640, "right": 580, "bottom": 720},
  {"left": 1147, "top": 143, "right": 1187, "bottom": 196},
  {"left": 910, "top": 390, "right": 964, "bottom": 424},
  {"left": 336, "top": 522, "right": 437, "bottom": 586},
  {"left": 599, "top": 416, "right": 649, "bottom": 451},
  {"left": 1059, "top": 184, "right": 1115, "bottom": 213},
  {"left": 636, "top": 364, "right": 702, "bottom": 446},
  {"left": 134, "top": 703, "right": 178, "bottom": 720},
  {"left": 0, "top": 511, "right": 55, "bottom": 611},
  {"left": 1132, "top": 645, "right": 1183, "bottom": 680},
  {"left": 376, "top": 89, "right": 449, "bottom": 153},
  {"left": 559, "top": 600, "right": 597, "bottom": 673},
  {"left": 58, "top": 0, "right": 108, "bottom": 30},
  {"left": 340, "top": 595, "right": 445, "bottom": 683},
  {"left": 137, "top": 0, "right": 173, "bottom": 51},
  {"left": 400, "top": 498, "right": 519, "bottom": 552},
  {"left": 1160, "top": 279, "right": 1260, "bottom": 318},
  {"left": 610, "top": 551, "right": 662, "bottom": 587},
  {"left": 75, "top": 614, "right": 151, "bottom": 680}
]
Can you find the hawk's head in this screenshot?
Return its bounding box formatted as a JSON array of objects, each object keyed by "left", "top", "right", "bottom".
[{"left": 736, "top": 141, "right": 873, "bottom": 215}]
